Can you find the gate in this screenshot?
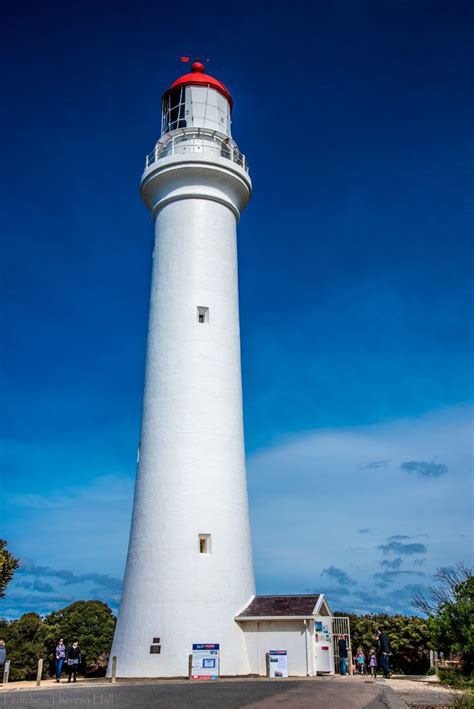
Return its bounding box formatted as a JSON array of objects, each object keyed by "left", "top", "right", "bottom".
[{"left": 332, "top": 616, "right": 352, "bottom": 675}]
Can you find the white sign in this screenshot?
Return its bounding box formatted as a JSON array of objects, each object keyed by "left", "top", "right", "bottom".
[
  {"left": 269, "top": 650, "right": 288, "bottom": 678},
  {"left": 191, "top": 644, "right": 220, "bottom": 680}
]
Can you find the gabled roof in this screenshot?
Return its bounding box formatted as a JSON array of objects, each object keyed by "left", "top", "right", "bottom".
[{"left": 235, "top": 594, "right": 321, "bottom": 620}]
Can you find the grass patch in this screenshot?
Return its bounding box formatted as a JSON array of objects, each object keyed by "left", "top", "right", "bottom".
[{"left": 438, "top": 669, "right": 473, "bottom": 689}]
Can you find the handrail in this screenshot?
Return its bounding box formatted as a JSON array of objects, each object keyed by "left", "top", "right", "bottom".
[{"left": 144, "top": 129, "right": 248, "bottom": 173}]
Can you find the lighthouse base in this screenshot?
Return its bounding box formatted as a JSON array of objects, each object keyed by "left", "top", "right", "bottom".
[{"left": 107, "top": 601, "right": 253, "bottom": 678}]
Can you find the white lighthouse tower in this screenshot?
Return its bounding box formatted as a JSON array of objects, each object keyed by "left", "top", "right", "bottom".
[{"left": 109, "top": 61, "right": 255, "bottom": 677}]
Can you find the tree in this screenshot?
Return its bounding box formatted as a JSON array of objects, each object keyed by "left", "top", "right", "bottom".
[
  {"left": 0, "top": 539, "right": 19, "bottom": 598},
  {"left": 43, "top": 601, "right": 116, "bottom": 675},
  {"left": 414, "top": 564, "right": 474, "bottom": 675},
  {"left": 2, "top": 613, "right": 48, "bottom": 681}
]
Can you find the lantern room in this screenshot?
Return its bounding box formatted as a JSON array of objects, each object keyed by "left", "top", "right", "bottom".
[{"left": 161, "top": 62, "right": 233, "bottom": 137}]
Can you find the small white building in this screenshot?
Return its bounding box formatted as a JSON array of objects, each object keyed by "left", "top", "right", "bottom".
[{"left": 236, "top": 594, "right": 336, "bottom": 677}]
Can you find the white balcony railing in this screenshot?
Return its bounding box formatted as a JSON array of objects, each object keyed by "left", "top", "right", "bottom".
[{"left": 145, "top": 128, "right": 249, "bottom": 173}]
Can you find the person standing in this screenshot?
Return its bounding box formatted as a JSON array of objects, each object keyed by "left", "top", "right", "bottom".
[
  {"left": 369, "top": 648, "right": 377, "bottom": 678},
  {"left": 55, "top": 638, "right": 66, "bottom": 682},
  {"left": 338, "top": 634, "right": 349, "bottom": 675},
  {"left": 0, "top": 640, "right": 6, "bottom": 683},
  {"left": 356, "top": 647, "right": 366, "bottom": 674},
  {"left": 376, "top": 628, "right": 392, "bottom": 678},
  {"left": 66, "top": 641, "right": 81, "bottom": 683}
]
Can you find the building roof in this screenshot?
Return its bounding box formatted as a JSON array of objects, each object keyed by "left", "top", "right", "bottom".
[
  {"left": 164, "top": 62, "right": 233, "bottom": 108},
  {"left": 236, "top": 594, "right": 321, "bottom": 619}
]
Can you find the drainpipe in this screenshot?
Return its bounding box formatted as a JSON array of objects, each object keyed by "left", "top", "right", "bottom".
[
  {"left": 256, "top": 622, "right": 260, "bottom": 676},
  {"left": 304, "top": 619, "right": 309, "bottom": 676}
]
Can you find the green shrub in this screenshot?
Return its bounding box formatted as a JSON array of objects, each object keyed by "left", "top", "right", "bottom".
[
  {"left": 452, "top": 690, "right": 474, "bottom": 709},
  {"left": 2, "top": 613, "right": 49, "bottom": 681}
]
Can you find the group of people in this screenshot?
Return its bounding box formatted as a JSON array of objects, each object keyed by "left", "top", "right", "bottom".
[
  {"left": 354, "top": 647, "right": 378, "bottom": 677},
  {"left": 54, "top": 639, "right": 82, "bottom": 683},
  {"left": 337, "top": 628, "right": 392, "bottom": 679}
]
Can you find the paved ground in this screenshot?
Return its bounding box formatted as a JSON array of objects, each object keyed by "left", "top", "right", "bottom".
[
  {"left": 1, "top": 673, "right": 467, "bottom": 708},
  {"left": 0, "top": 676, "right": 394, "bottom": 708}
]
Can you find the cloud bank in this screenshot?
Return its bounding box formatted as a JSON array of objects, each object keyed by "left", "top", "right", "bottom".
[
  {"left": 400, "top": 460, "right": 448, "bottom": 477},
  {"left": 322, "top": 566, "right": 355, "bottom": 586},
  {"left": 378, "top": 541, "right": 427, "bottom": 556}
]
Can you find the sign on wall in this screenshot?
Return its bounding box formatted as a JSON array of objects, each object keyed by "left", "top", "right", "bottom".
[
  {"left": 191, "top": 644, "right": 220, "bottom": 680},
  {"left": 269, "top": 650, "right": 288, "bottom": 678}
]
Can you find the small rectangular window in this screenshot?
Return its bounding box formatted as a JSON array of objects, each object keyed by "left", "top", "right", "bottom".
[
  {"left": 197, "top": 306, "right": 209, "bottom": 324},
  {"left": 199, "top": 534, "right": 211, "bottom": 554}
]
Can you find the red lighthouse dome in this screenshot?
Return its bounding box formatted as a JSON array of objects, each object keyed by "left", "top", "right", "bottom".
[{"left": 164, "top": 62, "right": 233, "bottom": 109}]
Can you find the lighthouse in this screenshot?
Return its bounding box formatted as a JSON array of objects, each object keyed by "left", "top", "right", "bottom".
[{"left": 109, "top": 61, "right": 255, "bottom": 677}]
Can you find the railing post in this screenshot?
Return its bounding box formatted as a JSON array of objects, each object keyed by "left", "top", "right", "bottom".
[
  {"left": 111, "top": 655, "right": 117, "bottom": 683},
  {"left": 36, "top": 658, "right": 43, "bottom": 686},
  {"left": 2, "top": 660, "right": 10, "bottom": 684}
]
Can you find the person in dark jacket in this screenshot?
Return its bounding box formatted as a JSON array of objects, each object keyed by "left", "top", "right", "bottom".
[
  {"left": 66, "top": 641, "right": 81, "bottom": 683},
  {"left": 338, "top": 635, "right": 349, "bottom": 675},
  {"left": 376, "top": 628, "right": 392, "bottom": 678}
]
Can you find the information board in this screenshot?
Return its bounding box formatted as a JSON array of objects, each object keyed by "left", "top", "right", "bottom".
[
  {"left": 269, "top": 650, "right": 288, "bottom": 677},
  {"left": 191, "top": 644, "right": 220, "bottom": 680}
]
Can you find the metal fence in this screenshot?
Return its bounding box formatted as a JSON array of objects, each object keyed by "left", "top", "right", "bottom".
[{"left": 332, "top": 616, "right": 353, "bottom": 675}]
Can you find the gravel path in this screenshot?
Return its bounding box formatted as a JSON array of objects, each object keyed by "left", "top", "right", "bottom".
[{"left": 383, "top": 678, "right": 460, "bottom": 708}]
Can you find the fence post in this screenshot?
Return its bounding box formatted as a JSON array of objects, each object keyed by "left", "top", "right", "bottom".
[
  {"left": 36, "top": 658, "right": 43, "bottom": 686},
  {"left": 2, "top": 660, "right": 10, "bottom": 684},
  {"left": 111, "top": 656, "right": 117, "bottom": 684}
]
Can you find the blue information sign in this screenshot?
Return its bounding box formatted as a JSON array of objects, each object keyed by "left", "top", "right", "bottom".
[{"left": 191, "top": 644, "right": 220, "bottom": 680}]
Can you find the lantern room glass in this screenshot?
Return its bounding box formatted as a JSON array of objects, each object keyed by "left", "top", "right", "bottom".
[{"left": 161, "top": 85, "right": 231, "bottom": 137}]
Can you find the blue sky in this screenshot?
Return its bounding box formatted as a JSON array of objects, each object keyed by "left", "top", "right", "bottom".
[{"left": 1, "top": 0, "right": 473, "bottom": 619}]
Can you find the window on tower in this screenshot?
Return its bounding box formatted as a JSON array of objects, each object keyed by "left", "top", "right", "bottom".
[
  {"left": 197, "top": 306, "right": 209, "bottom": 324},
  {"left": 199, "top": 534, "right": 211, "bottom": 554}
]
